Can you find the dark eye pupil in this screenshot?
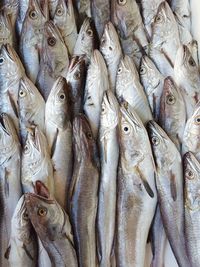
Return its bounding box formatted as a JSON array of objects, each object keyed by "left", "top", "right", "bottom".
[
  {"left": 48, "top": 37, "right": 56, "bottom": 46},
  {"left": 60, "top": 94, "right": 65, "bottom": 100},
  {"left": 0, "top": 58, "right": 4, "bottom": 63},
  {"left": 57, "top": 8, "right": 62, "bottom": 14},
  {"left": 124, "top": 127, "right": 128, "bottom": 132},
  {"left": 189, "top": 58, "right": 195, "bottom": 66},
  {"left": 188, "top": 171, "right": 192, "bottom": 176},
  {"left": 196, "top": 118, "right": 200, "bottom": 122},
  {"left": 109, "top": 46, "right": 113, "bottom": 51},
  {"left": 30, "top": 11, "right": 36, "bottom": 18}
]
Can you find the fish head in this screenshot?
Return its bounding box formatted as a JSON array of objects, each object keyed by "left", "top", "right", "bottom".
[
  {"left": 100, "top": 22, "right": 121, "bottom": 63},
  {"left": 0, "top": 10, "right": 12, "bottom": 45},
  {"left": 185, "top": 102, "right": 200, "bottom": 136},
  {"left": 183, "top": 152, "right": 200, "bottom": 211},
  {"left": 48, "top": 0, "right": 59, "bottom": 19},
  {"left": 161, "top": 76, "right": 179, "bottom": 107}
]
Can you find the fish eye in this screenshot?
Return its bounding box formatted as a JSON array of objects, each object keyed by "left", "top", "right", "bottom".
[
  {"left": 186, "top": 169, "right": 195, "bottom": 180},
  {"left": 188, "top": 56, "right": 196, "bottom": 67},
  {"left": 47, "top": 37, "right": 57, "bottom": 46},
  {"left": 86, "top": 29, "right": 93, "bottom": 37},
  {"left": 194, "top": 116, "right": 200, "bottom": 125},
  {"left": 166, "top": 94, "right": 176, "bottom": 105},
  {"left": 24, "top": 144, "right": 29, "bottom": 153},
  {"left": 122, "top": 123, "right": 131, "bottom": 134},
  {"left": 38, "top": 207, "right": 47, "bottom": 217},
  {"left": 151, "top": 136, "right": 160, "bottom": 146},
  {"left": 0, "top": 57, "right": 5, "bottom": 65},
  {"left": 109, "top": 46, "right": 113, "bottom": 51},
  {"left": 59, "top": 93, "right": 65, "bottom": 101},
  {"left": 56, "top": 7, "right": 63, "bottom": 16},
  {"left": 74, "top": 71, "right": 81, "bottom": 80},
  {"left": 118, "top": 67, "right": 122, "bottom": 74},
  {"left": 140, "top": 66, "right": 146, "bottom": 75},
  {"left": 118, "top": 0, "right": 127, "bottom": 6},
  {"left": 29, "top": 10, "right": 38, "bottom": 20},
  {"left": 101, "top": 38, "right": 106, "bottom": 46},
  {"left": 155, "top": 14, "right": 163, "bottom": 23},
  {"left": 19, "top": 89, "right": 27, "bottom": 98},
  {"left": 86, "top": 131, "right": 93, "bottom": 139},
  {"left": 101, "top": 105, "right": 106, "bottom": 114},
  {"left": 23, "top": 211, "right": 29, "bottom": 220}
]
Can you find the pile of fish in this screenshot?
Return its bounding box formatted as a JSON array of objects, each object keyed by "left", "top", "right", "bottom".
[{"left": 0, "top": 0, "right": 200, "bottom": 266}]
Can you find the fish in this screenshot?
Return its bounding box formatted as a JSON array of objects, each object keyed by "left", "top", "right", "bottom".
[
  {"left": 97, "top": 90, "right": 119, "bottom": 267},
  {"left": 159, "top": 76, "right": 186, "bottom": 150},
  {"left": 21, "top": 125, "right": 54, "bottom": 195},
  {"left": 20, "top": 0, "right": 48, "bottom": 83},
  {"left": 45, "top": 77, "right": 72, "bottom": 210},
  {"left": 140, "top": 55, "right": 164, "bottom": 121},
  {"left": 0, "top": 113, "right": 22, "bottom": 267},
  {"left": 66, "top": 55, "right": 86, "bottom": 119},
  {"left": 15, "top": 0, "right": 29, "bottom": 39},
  {"left": 146, "top": 120, "right": 190, "bottom": 267},
  {"left": 183, "top": 152, "right": 200, "bottom": 267},
  {"left": 73, "top": 17, "right": 96, "bottom": 64},
  {"left": 116, "top": 55, "right": 153, "bottom": 124},
  {"left": 174, "top": 45, "right": 200, "bottom": 119},
  {"left": 69, "top": 114, "right": 99, "bottom": 267},
  {"left": 83, "top": 49, "right": 109, "bottom": 139},
  {"left": 5, "top": 195, "right": 38, "bottom": 266},
  {"left": 100, "top": 21, "right": 122, "bottom": 92},
  {"left": 0, "top": 10, "right": 13, "bottom": 47},
  {"left": 182, "top": 102, "right": 200, "bottom": 161},
  {"left": 18, "top": 76, "right": 45, "bottom": 145},
  {"left": 53, "top": 0, "right": 77, "bottom": 56},
  {"left": 116, "top": 102, "right": 157, "bottom": 267},
  {"left": 91, "top": 0, "right": 110, "bottom": 39},
  {"left": 36, "top": 20, "right": 69, "bottom": 101},
  {"left": 25, "top": 180, "right": 78, "bottom": 267}
]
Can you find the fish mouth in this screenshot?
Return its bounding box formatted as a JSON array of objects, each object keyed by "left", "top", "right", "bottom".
[
  {"left": 146, "top": 120, "right": 167, "bottom": 140},
  {"left": 44, "top": 20, "right": 63, "bottom": 41},
  {"left": 120, "top": 101, "right": 142, "bottom": 129},
  {"left": 81, "top": 17, "right": 92, "bottom": 32},
  {"left": 163, "top": 76, "right": 176, "bottom": 93},
  {"left": 0, "top": 113, "right": 11, "bottom": 136},
  {"left": 183, "top": 152, "right": 200, "bottom": 176},
  {"left": 92, "top": 49, "right": 104, "bottom": 66},
  {"left": 1, "top": 43, "right": 14, "bottom": 61},
  {"left": 68, "top": 55, "right": 85, "bottom": 72},
  {"left": 25, "top": 192, "right": 54, "bottom": 207},
  {"left": 26, "top": 125, "right": 41, "bottom": 152},
  {"left": 103, "top": 90, "right": 119, "bottom": 112}
]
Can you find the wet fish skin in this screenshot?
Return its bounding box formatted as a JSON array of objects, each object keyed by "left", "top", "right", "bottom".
[
  {"left": 0, "top": 10, "right": 13, "bottom": 47},
  {"left": 100, "top": 21, "right": 122, "bottom": 92},
  {"left": 25, "top": 181, "right": 78, "bottom": 267},
  {"left": 140, "top": 55, "right": 164, "bottom": 121},
  {"left": 66, "top": 55, "right": 86, "bottom": 119},
  {"left": 97, "top": 90, "right": 119, "bottom": 267},
  {"left": 53, "top": 0, "right": 77, "bottom": 56},
  {"left": 159, "top": 76, "right": 186, "bottom": 150},
  {"left": 45, "top": 77, "right": 72, "bottom": 210},
  {"left": 146, "top": 120, "right": 190, "bottom": 267},
  {"left": 116, "top": 55, "right": 152, "bottom": 124},
  {"left": 116, "top": 102, "right": 157, "bottom": 267},
  {"left": 183, "top": 152, "right": 200, "bottom": 267},
  {"left": 69, "top": 114, "right": 99, "bottom": 267},
  {"left": 6, "top": 195, "right": 38, "bottom": 266}
]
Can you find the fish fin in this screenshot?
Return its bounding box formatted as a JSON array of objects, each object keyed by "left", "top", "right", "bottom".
[
  {"left": 160, "top": 48, "right": 174, "bottom": 68},
  {"left": 170, "top": 171, "right": 177, "bottom": 201},
  {"left": 136, "top": 167, "right": 154, "bottom": 198},
  {"left": 7, "top": 90, "right": 18, "bottom": 118},
  {"left": 51, "top": 128, "right": 59, "bottom": 158},
  {"left": 4, "top": 245, "right": 11, "bottom": 259},
  {"left": 4, "top": 168, "right": 9, "bottom": 198},
  {"left": 22, "top": 243, "right": 34, "bottom": 261}
]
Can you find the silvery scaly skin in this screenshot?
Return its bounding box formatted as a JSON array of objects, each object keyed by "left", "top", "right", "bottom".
[
  {"left": 0, "top": 113, "right": 22, "bottom": 267},
  {"left": 0, "top": 10, "right": 13, "bottom": 47},
  {"left": 20, "top": 0, "right": 48, "bottom": 83},
  {"left": 97, "top": 90, "right": 119, "bottom": 267},
  {"left": 69, "top": 114, "right": 99, "bottom": 267},
  {"left": 53, "top": 0, "right": 77, "bottom": 56},
  {"left": 21, "top": 125, "right": 54, "bottom": 195},
  {"left": 25, "top": 181, "right": 78, "bottom": 267},
  {"left": 18, "top": 76, "right": 45, "bottom": 145},
  {"left": 0, "top": 44, "right": 25, "bottom": 133},
  {"left": 36, "top": 20, "right": 69, "bottom": 101},
  {"left": 182, "top": 102, "right": 200, "bottom": 161},
  {"left": 116, "top": 55, "right": 153, "bottom": 124},
  {"left": 45, "top": 77, "right": 72, "bottom": 210},
  {"left": 5, "top": 195, "right": 38, "bottom": 267},
  {"left": 150, "top": 1, "right": 180, "bottom": 77},
  {"left": 146, "top": 120, "right": 190, "bottom": 267},
  {"left": 100, "top": 22, "right": 122, "bottom": 92},
  {"left": 83, "top": 49, "right": 109, "bottom": 139},
  {"left": 159, "top": 76, "right": 186, "bottom": 151},
  {"left": 116, "top": 102, "right": 157, "bottom": 267},
  {"left": 183, "top": 152, "right": 200, "bottom": 267},
  {"left": 66, "top": 55, "right": 86, "bottom": 119},
  {"left": 174, "top": 45, "right": 200, "bottom": 119},
  {"left": 140, "top": 55, "right": 164, "bottom": 121}
]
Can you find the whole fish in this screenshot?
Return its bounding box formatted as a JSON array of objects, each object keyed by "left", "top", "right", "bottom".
[
  {"left": 183, "top": 152, "right": 200, "bottom": 267},
  {"left": 53, "top": 0, "right": 77, "bottom": 56},
  {"left": 25, "top": 181, "right": 78, "bottom": 267},
  {"left": 150, "top": 1, "right": 180, "bottom": 76},
  {"left": 66, "top": 55, "right": 86, "bottom": 119},
  {"left": 91, "top": 0, "right": 110, "bottom": 39},
  {"left": 97, "top": 90, "right": 119, "bottom": 267},
  {"left": 0, "top": 10, "right": 13, "bottom": 47},
  {"left": 20, "top": 0, "right": 48, "bottom": 83},
  {"left": 36, "top": 20, "right": 69, "bottom": 100},
  {"left": 73, "top": 17, "right": 96, "bottom": 64},
  {"left": 83, "top": 49, "right": 109, "bottom": 139},
  {"left": 5, "top": 195, "right": 38, "bottom": 266},
  {"left": 69, "top": 114, "right": 99, "bottom": 267},
  {"left": 146, "top": 120, "right": 190, "bottom": 267},
  {"left": 45, "top": 77, "right": 72, "bottom": 210},
  {"left": 140, "top": 55, "right": 164, "bottom": 121},
  {"left": 159, "top": 76, "right": 186, "bottom": 150},
  {"left": 174, "top": 45, "right": 200, "bottom": 119},
  {"left": 0, "top": 113, "right": 22, "bottom": 267},
  {"left": 16, "top": 0, "right": 29, "bottom": 38},
  {"left": 18, "top": 76, "right": 45, "bottom": 145},
  {"left": 116, "top": 55, "right": 152, "bottom": 124},
  {"left": 182, "top": 102, "right": 200, "bottom": 161},
  {"left": 100, "top": 21, "right": 122, "bottom": 92},
  {"left": 21, "top": 125, "right": 54, "bottom": 194},
  {"left": 116, "top": 102, "right": 157, "bottom": 267}
]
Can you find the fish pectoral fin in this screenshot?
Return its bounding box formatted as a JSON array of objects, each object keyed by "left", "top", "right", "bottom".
[
  {"left": 136, "top": 167, "right": 154, "bottom": 198},
  {"left": 170, "top": 171, "right": 177, "bottom": 201},
  {"left": 22, "top": 243, "right": 34, "bottom": 261},
  {"left": 51, "top": 128, "right": 59, "bottom": 158},
  {"left": 4, "top": 245, "right": 11, "bottom": 259}
]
